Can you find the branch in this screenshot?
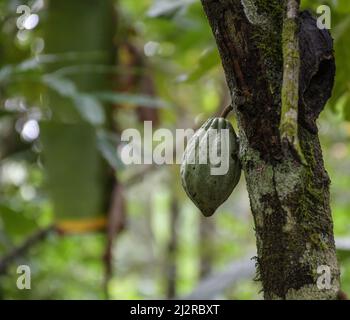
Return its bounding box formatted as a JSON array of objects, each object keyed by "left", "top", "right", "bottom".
[
  {"left": 0, "top": 225, "right": 55, "bottom": 274},
  {"left": 0, "top": 163, "right": 161, "bottom": 275},
  {"left": 220, "top": 104, "right": 234, "bottom": 119},
  {"left": 180, "top": 254, "right": 255, "bottom": 300},
  {"left": 103, "top": 180, "right": 126, "bottom": 299}
]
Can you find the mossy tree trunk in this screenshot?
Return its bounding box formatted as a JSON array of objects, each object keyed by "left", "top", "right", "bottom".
[{"left": 201, "top": 0, "right": 340, "bottom": 299}]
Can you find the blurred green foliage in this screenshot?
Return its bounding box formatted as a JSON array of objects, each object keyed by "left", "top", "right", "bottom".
[{"left": 0, "top": 0, "right": 349, "bottom": 300}]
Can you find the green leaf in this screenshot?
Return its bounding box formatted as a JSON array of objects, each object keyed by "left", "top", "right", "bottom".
[
  {"left": 42, "top": 74, "right": 77, "bottom": 97},
  {"left": 73, "top": 94, "right": 105, "bottom": 126},
  {"left": 0, "top": 204, "right": 37, "bottom": 236},
  {"left": 97, "top": 129, "right": 124, "bottom": 170},
  {"left": 177, "top": 47, "right": 220, "bottom": 83},
  {"left": 42, "top": 75, "right": 106, "bottom": 125},
  {"left": 333, "top": 15, "right": 350, "bottom": 41},
  {"left": 96, "top": 129, "right": 124, "bottom": 170},
  {"left": 339, "top": 92, "right": 350, "bottom": 121},
  {"left": 147, "top": 0, "right": 195, "bottom": 18},
  {"left": 93, "top": 91, "right": 171, "bottom": 108},
  {"left": 0, "top": 66, "right": 13, "bottom": 83},
  {"left": 17, "top": 52, "right": 107, "bottom": 71},
  {"left": 329, "top": 13, "right": 350, "bottom": 106}
]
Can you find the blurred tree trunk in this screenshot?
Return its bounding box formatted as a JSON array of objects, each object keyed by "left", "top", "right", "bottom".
[
  {"left": 199, "top": 217, "right": 215, "bottom": 279},
  {"left": 166, "top": 192, "right": 179, "bottom": 299},
  {"left": 44, "top": 0, "right": 117, "bottom": 217},
  {"left": 166, "top": 173, "right": 180, "bottom": 299},
  {"left": 201, "top": 0, "right": 340, "bottom": 299},
  {"left": 44, "top": 0, "right": 118, "bottom": 299},
  {"left": 44, "top": 0, "right": 116, "bottom": 123}
]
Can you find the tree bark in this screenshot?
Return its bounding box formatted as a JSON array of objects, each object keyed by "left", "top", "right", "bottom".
[{"left": 201, "top": 0, "right": 340, "bottom": 299}]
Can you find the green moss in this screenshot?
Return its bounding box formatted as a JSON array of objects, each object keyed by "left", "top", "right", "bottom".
[
  {"left": 253, "top": 0, "right": 284, "bottom": 17},
  {"left": 281, "top": 18, "right": 299, "bottom": 122},
  {"left": 246, "top": 0, "right": 284, "bottom": 100},
  {"left": 241, "top": 0, "right": 269, "bottom": 25}
]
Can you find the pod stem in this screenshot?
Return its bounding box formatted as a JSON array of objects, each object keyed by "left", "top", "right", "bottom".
[{"left": 220, "top": 104, "right": 233, "bottom": 119}]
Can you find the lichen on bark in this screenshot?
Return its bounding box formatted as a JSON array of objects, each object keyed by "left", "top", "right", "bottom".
[{"left": 201, "top": 0, "right": 340, "bottom": 299}]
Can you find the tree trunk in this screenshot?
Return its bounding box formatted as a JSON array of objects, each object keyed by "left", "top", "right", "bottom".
[
  {"left": 200, "top": 0, "right": 340, "bottom": 299},
  {"left": 199, "top": 216, "right": 215, "bottom": 279}
]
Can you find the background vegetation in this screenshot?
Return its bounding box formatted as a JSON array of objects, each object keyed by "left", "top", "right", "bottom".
[{"left": 0, "top": 0, "right": 349, "bottom": 299}]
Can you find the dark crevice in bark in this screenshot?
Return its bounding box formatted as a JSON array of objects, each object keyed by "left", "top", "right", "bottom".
[{"left": 299, "top": 11, "right": 335, "bottom": 134}]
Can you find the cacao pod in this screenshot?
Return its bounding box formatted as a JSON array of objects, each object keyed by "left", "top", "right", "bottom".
[{"left": 180, "top": 118, "right": 241, "bottom": 217}]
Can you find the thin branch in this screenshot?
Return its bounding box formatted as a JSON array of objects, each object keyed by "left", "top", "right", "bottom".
[
  {"left": 166, "top": 184, "right": 180, "bottom": 299},
  {"left": 103, "top": 180, "right": 126, "bottom": 299},
  {"left": 220, "top": 104, "right": 233, "bottom": 119},
  {"left": 180, "top": 236, "right": 350, "bottom": 299},
  {"left": 180, "top": 254, "right": 255, "bottom": 300},
  {"left": 0, "top": 225, "right": 55, "bottom": 274},
  {"left": 199, "top": 217, "right": 215, "bottom": 279}
]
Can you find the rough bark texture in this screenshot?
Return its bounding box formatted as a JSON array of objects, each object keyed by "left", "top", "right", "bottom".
[{"left": 201, "top": 0, "right": 340, "bottom": 299}]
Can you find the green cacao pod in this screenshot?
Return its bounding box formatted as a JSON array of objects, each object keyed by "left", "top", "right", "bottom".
[{"left": 180, "top": 118, "right": 241, "bottom": 217}]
